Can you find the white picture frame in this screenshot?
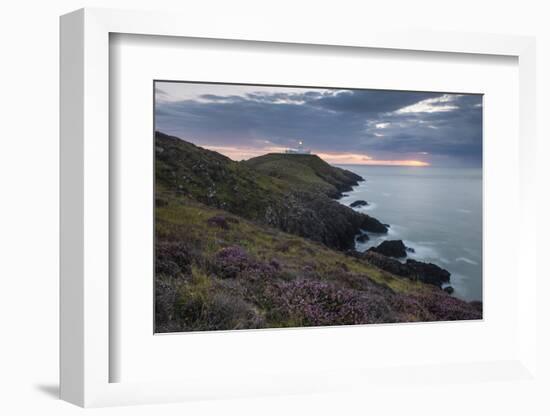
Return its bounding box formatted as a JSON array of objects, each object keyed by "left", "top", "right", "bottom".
[{"left": 60, "top": 7, "right": 538, "bottom": 408}]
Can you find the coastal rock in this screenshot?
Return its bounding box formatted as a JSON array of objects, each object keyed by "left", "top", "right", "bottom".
[
  {"left": 350, "top": 200, "right": 368, "bottom": 208},
  {"left": 272, "top": 191, "right": 387, "bottom": 251},
  {"left": 443, "top": 286, "right": 455, "bottom": 294},
  {"left": 369, "top": 240, "right": 408, "bottom": 258},
  {"left": 361, "top": 251, "right": 411, "bottom": 277},
  {"left": 356, "top": 233, "right": 369, "bottom": 243},
  {"left": 405, "top": 259, "right": 451, "bottom": 287},
  {"left": 361, "top": 251, "right": 451, "bottom": 288},
  {"left": 359, "top": 216, "right": 388, "bottom": 234}
]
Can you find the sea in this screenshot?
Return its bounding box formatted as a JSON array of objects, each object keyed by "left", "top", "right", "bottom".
[{"left": 337, "top": 165, "right": 482, "bottom": 302}]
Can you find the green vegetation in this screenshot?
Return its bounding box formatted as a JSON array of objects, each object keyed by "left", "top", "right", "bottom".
[
  {"left": 245, "top": 153, "right": 362, "bottom": 198},
  {"left": 155, "top": 132, "right": 482, "bottom": 332},
  {"left": 158, "top": 197, "right": 415, "bottom": 291},
  {"left": 155, "top": 135, "right": 287, "bottom": 221},
  {"left": 156, "top": 132, "right": 388, "bottom": 251}
]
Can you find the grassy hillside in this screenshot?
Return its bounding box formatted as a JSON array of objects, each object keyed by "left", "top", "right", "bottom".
[
  {"left": 154, "top": 132, "right": 482, "bottom": 332},
  {"left": 156, "top": 132, "right": 387, "bottom": 251},
  {"left": 155, "top": 132, "right": 287, "bottom": 218},
  {"left": 245, "top": 153, "right": 362, "bottom": 198},
  {"left": 155, "top": 196, "right": 482, "bottom": 332}
]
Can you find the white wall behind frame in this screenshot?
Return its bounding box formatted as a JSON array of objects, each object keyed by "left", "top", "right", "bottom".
[{"left": 1, "top": 0, "right": 547, "bottom": 415}]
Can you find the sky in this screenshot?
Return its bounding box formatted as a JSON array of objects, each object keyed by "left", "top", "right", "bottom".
[{"left": 155, "top": 82, "right": 483, "bottom": 167}]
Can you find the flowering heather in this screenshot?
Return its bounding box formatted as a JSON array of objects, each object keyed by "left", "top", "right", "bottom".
[
  {"left": 264, "top": 279, "right": 396, "bottom": 326},
  {"left": 155, "top": 241, "right": 192, "bottom": 277},
  {"left": 214, "top": 245, "right": 277, "bottom": 280},
  {"left": 175, "top": 290, "right": 265, "bottom": 331},
  {"left": 155, "top": 183, "right": 482, "bottom": 332},
  {"left": 410, "top": 290, "right": 482, "bottom": 321},
  {"left": 214, "top": 246, "right": 253, "bottom": 279}
]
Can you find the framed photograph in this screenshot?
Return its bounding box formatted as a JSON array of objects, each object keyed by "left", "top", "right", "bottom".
[
  {"left": 153, "top": 80, "right": 483, "bottom": 334},
  {"left": 60, "top": 8, "right": 538, "bottom": 408}
]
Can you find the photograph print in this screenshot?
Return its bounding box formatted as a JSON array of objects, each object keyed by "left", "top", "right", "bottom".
[{"left": 154, "top": 81, "right": 483, "bottom": 333}]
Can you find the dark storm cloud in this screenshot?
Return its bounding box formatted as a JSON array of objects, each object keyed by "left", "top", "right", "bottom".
[
  {"left": 311, "top": 90, "right": 442, "bottom": 114},
  {"left": 362, "top": 94, "right": 482, "bottom": 163},
  {"left": 155, "top": 84, "right": 482, "bottom": 166}
]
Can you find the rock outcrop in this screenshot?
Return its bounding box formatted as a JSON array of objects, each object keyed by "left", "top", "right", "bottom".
[
  {"left": 368, "top": 240, "right": 409, "bottom": 258},
  {"left": 444, "top": 286, "right": 455, "bottom": 294},
  {"left": 405, "top": 259, "right": 451, "bottom": 287},
  {"left": 356, "top": 233, "right": 369, "bottom": 243},
  {"left": 361, "top": 251, "right": 451, "bottom": 288}
]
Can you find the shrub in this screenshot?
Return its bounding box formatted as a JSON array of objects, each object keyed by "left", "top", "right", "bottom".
[
  {"left": 214, "top": 246, "right": 251, "bottom": 279},
  {"left": 213, "top": 245, "right": 278, "bottom": 280},
  {"left": 206, "top": 215, "right": 230, "bottom": 230},
  {"left": 155, "top": 241, "right": 192, "bottom": 277},
  {"left": 412, "top": 291, "right": 482, "bottom": 321},
  {"left": 202, "top": 292, "right": 265, "bottom": 330},
  {"left": 264, "top": 279, "right": 397, "bottom": 327},
  {"left": 175, "top": 285, "right": 265, "bottom": 331},
  {"left": 387, "top": 293, "right": 431, "bottom": 321},
  {"left": 155, "top": 279, "right": 178, "bottom": 327}
]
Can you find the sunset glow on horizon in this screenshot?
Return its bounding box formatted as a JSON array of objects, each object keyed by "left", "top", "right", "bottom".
[
  {"left": 203, "top": 145, "right": 430, "bottom": 167},
  {"left": 315, "top": 152, "right": 430, "bottom": 167}
]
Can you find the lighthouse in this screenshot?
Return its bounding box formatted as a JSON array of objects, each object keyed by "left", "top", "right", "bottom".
[{"left": 285, "top": 140, "right": 311, "bottom": 155}]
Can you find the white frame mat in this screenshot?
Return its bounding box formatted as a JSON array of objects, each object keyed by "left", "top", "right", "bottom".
[{"left": 60, "top": 8, "right": 537, "bottom": 408}]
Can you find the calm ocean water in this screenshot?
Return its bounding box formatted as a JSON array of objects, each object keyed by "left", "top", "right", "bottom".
[{"left": 337, "top": 165, "right": 482, "bottom": 302}]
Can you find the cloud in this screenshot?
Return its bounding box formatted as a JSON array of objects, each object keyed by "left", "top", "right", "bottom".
[
  {"left": 155, "top": 82, "right": 482, "bottom": 166},
  {"left": 395, "top": 94, "right": 461, "bottom": 114}
]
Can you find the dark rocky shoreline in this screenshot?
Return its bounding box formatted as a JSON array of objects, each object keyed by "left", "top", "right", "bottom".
[{"left": 338, "top": 181, "right": 465, "bottom": 299}]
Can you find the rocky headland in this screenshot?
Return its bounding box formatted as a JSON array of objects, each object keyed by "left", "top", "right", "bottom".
[
  {"left": 155, "top": 131, "right": 482, "bottom": 332},
  {"left": 156, "top": 131, "right": 387, "bottom": 251}
]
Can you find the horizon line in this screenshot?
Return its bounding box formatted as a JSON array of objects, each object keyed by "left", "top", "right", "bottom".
[
  {"left": 202, "top": 145, "right": 431, "bottom": 167},
  {"left": 157, "top": 131, "right": 432, "bottom": 167}
]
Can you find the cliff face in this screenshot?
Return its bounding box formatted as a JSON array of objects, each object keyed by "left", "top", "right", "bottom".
[{"left": 155, "top": 132, "right": 387, "bottom": 251}]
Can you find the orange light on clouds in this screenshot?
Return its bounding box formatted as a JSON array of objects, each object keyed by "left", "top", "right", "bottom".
[
  {"left": 203, "top": 145, "right": 430, "bottom": 167},
  {"left": 316, "top": 152, "right": 430, "bottom": 166},
  {"left": 366, "top": 159, "right": 430, "bottom": 167},
  {"left": 203, "top": 145, "right": 287, "bottom": 161},
  {"left": 316, "top": 152, "right": 372, "bottom": 163}
]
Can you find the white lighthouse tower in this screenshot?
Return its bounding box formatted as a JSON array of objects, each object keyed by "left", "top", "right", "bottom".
[{"left": 285, "top": 140, "right": 311, "bottom": 154}]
